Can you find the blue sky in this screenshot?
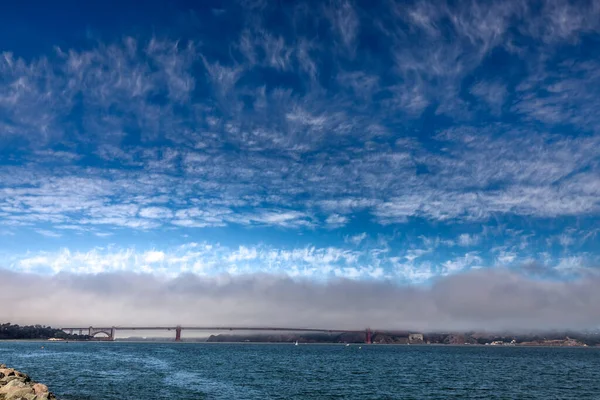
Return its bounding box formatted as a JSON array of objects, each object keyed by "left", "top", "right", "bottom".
[{"left": 1, "top": 0, "right": 600, "bottom": 283}]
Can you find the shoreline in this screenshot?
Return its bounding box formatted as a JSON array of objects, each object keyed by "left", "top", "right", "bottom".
[
  {"left": 2, "top": 339, "right": 597, "bottom": 348},
  {"left": 0, "top": 363, "right": 55, "bottom": 399}
]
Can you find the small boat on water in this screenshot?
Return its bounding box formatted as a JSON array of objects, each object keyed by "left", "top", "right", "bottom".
[{"left": 294, "top": 340, "right": 299, "bottom": 346}]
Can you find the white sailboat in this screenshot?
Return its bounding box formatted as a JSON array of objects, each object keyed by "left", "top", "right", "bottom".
[{"left": 295, "top": 340, "right": 298, "bottom": 346}]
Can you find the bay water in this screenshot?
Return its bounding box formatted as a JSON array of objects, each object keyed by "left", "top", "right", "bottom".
[{"left": 1, "top": 342, "right": 599, "bottom": 399}]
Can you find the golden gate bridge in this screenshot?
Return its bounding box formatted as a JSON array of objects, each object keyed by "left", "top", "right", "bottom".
[{"left": 59, "top": 326, "right": 374, "bottom": 343}]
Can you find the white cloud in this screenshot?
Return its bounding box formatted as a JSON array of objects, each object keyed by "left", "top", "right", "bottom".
[
  {"left": 470, "top": 80, "right": 507, "bottom": 114},
  {"left": 243, "top": 210, "right": 311, "bottom": 227},
  {"left": 2, "top": 38, "right": 598, "bottom": 235},
  {"left": 457, "top": 233, "right": 480, "bottom": 247},
  {"left": 9, "top": 243, "right": 369, "bottom": 279},
  {"left": 345, "top": 232, "right": 367, "bottom": 246},
  {"left": 94, "top": 232, "right": 113, "bottom": 237},
  {"left": 442, "top": 252, "right": 483, "bottom": 275},
  {"left": 17, "top": 256, "right": 50, "bottom": 272},
  {"left": 227, "top": 246, "right": 258, "bottom": 262},
  {"left": 35, "top": 229, "right": 62, "bottom": 238},
  {"left": 0, "top": 1, "right": 599, "bottom": 277},
  {"left": 325, "top": 0, "right": 360, "bottom": 57},
  {"left": 144, "top": 251, "right": 166, "bottom": 263},
  {"left": 239, "top": 30, "right": 293, "bottom": 70},
  {"left": 390, "top": 257, "right": 434, "bottom": 283},
  {"left": 555, "top": 256, "right": 586, "bottom": 272},
  {"left": 139, "top": 207, "right": 174, "bottom": 219},
  {"left": 558, "top": 233, "right": 575, "bottom": 247},
  {"left": 6, "top": 240, "right": 530, "bottom": 283},
  {"left": 496, "top": 251, "right": 517, "bottom": 265},
  {"left": 404, "top": 249, "right": 430, "bottom": 262},
  {"left": 325, "top": 214, "right": 348, "bottom": 227}
]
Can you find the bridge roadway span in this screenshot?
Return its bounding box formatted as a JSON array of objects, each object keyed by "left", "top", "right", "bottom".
[{"left": 60, "top": 326, "right": 374, "bottom": 343}]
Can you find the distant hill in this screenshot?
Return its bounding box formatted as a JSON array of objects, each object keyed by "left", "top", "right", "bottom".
[{"left": 206, "top": 331, "right": 600, "bottom": 346}]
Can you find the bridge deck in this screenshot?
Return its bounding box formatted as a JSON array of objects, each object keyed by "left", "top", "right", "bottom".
[{"left": 61, "top": 326, "right": 365, "bottom": 333}]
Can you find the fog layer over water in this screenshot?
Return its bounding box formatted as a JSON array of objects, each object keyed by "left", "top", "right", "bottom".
[{"left": 1, "top": 268, "right": 599, "bottom": 331}]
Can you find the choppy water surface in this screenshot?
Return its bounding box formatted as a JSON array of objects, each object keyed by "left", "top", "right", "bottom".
[{"left": 1, "top": 342, "right": 599, "bottom": 399}]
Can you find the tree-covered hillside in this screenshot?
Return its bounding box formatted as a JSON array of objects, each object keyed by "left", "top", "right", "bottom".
[{"left": 0, "top": 323, "right": 88, "bottom": 340}]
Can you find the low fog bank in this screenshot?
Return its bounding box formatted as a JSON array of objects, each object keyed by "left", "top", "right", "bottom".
[{"left": 1, "top": 268, "right": 599, "bottom": 332}]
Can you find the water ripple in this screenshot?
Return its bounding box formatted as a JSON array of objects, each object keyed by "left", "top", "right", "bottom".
[{"left": 0, "top": 342, "right": 599, "bottom": 399}]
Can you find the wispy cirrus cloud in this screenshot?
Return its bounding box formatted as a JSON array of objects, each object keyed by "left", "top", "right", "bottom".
[
  {"left": 0, "top": 124, "right": 598, "bottom": 231},
  {"left": 470, "top": 80, "right": 508, "bottom": 115},
  {"left": 8, "top": 242, "right": 376, "bottom": 279},
  {"left": 5, "top": 239, "right": 597, "bottom": 285},
  {"left": 34, "top": 229, "right": 62, "bottom": 238},
  {"left": 324, "top": 0, "right": 360, "bottom": 57},
  {"left": 1, "top": 0, "right": 600, "bottom": 283}
]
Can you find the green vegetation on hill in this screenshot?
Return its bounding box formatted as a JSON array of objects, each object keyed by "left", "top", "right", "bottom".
[{"left": 0, "top": 323, "right": 89, "bottom": 340}]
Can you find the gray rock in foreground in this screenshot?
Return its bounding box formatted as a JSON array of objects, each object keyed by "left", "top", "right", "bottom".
[{"left": 0, "top": 364, "right": 56, "bottom": 400}]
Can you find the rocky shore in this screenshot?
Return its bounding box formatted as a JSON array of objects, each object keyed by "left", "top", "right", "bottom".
[{"left": 0, "top": 364, "right": 55, "bottom": 400}]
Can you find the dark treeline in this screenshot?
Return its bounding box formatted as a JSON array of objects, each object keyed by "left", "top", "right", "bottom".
[
  {"left": 207, "top": 332, "right": 368, "bottom": 343},
  {"left": 0, "top": 323, "right": 89, "bottom": 340}
]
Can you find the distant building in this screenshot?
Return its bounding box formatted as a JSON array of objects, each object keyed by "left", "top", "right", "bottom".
[{"left": 408, "top": 333, "right": 424, "bottom": 343}]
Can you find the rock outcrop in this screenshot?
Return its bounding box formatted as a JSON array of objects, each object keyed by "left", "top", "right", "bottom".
[{"left": 0, "top": 364, "right": 55, "bottom": 400}]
